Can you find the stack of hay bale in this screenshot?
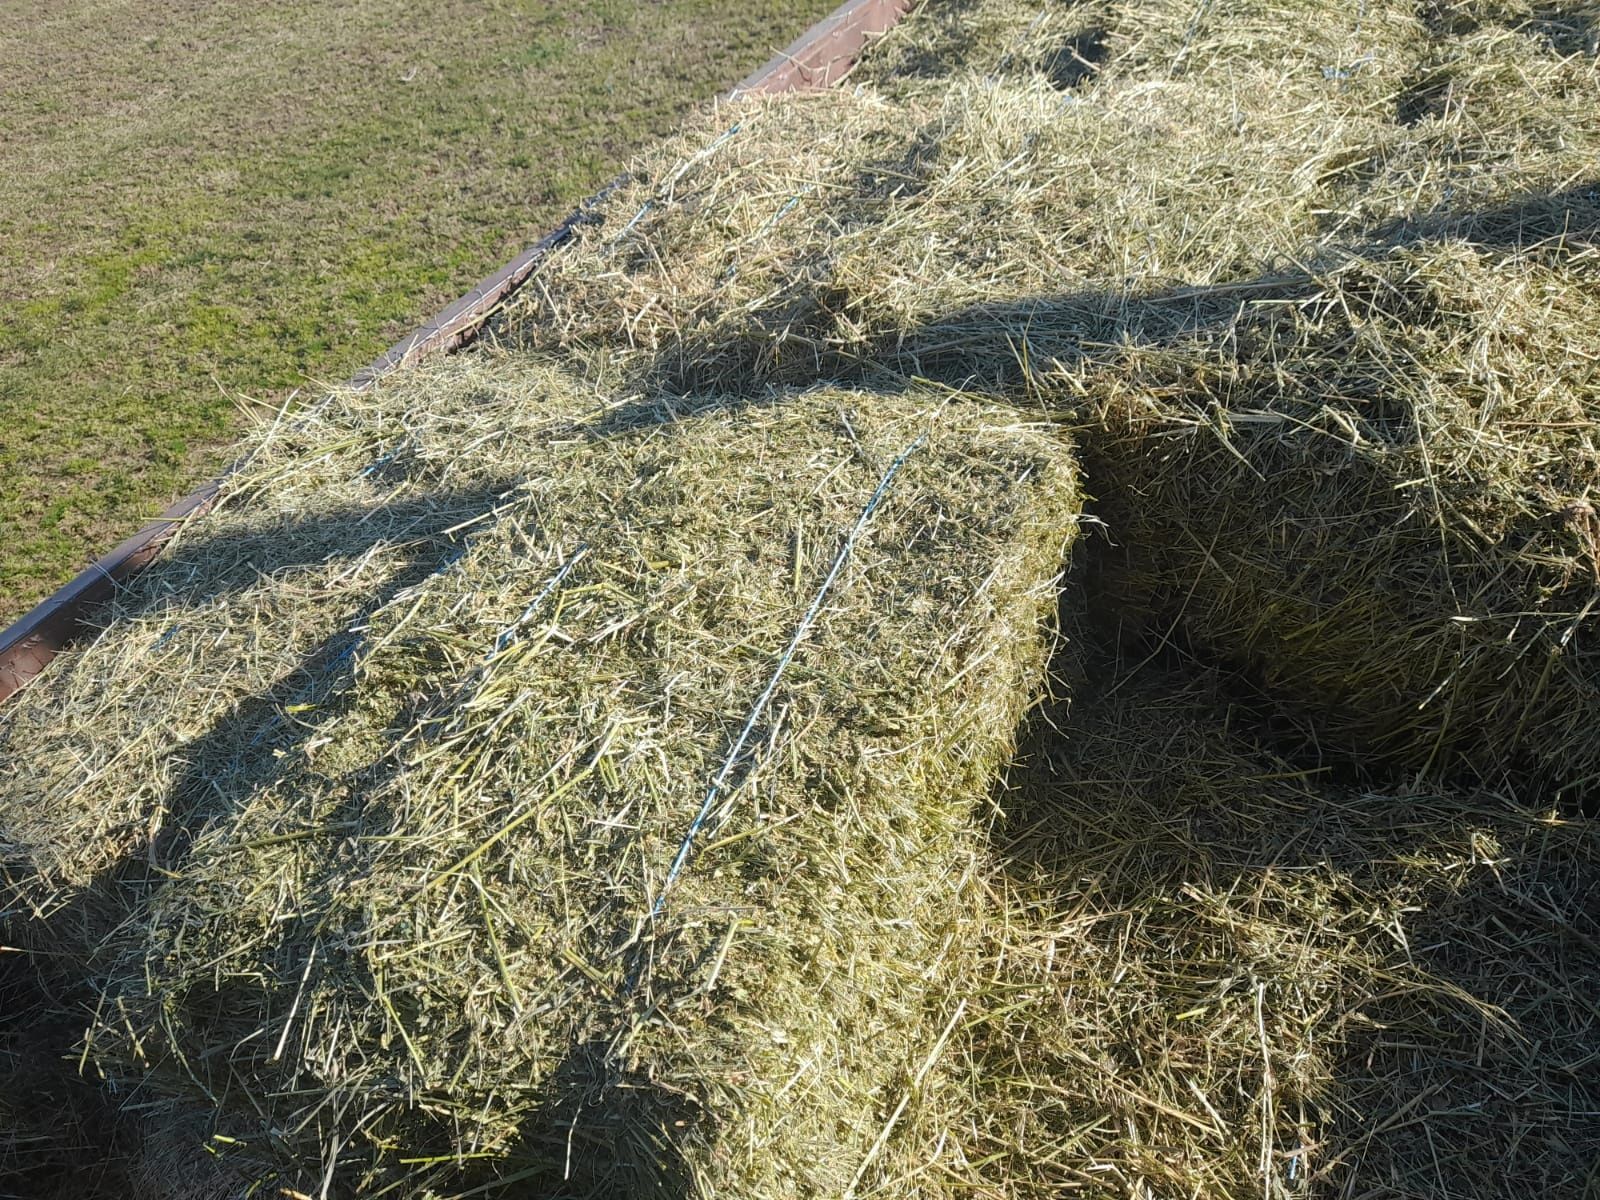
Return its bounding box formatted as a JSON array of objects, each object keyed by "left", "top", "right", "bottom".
[
  {"left": 3, "top": 0, "right": 1597, "bottom": 1196},
  {"left": 506, "top": 0, "right": 1600, "bottom": 797}
]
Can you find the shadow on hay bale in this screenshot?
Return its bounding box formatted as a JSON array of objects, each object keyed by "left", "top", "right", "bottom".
[
  {"left": 1, "top": 481, "right": 524, "bottom": 929},
  {"left": 454, "top": 1037, "right": 701, "bottom": 1199},
  {"left": 520, "top": 156, "right": 1600, "bottom": 810},
  {"left": 3, "top": 376, "right": 1080, "bottom": 1198},
  {"left": 0, "top": 483, "right": 523, "bottom": 1060},
  {"left": 1069, "top": 236, "right": 1600, "bottom": 808},
  {"left": 0, "top": 954, "right": 129, "bottom": 1200},
  {"left": 962, "top": 628, "right": 1600, "bottom": 1196},
  {"left": 0, "top": 950, "right": 258, "bottom": 1200},
  {"left": 1, "top": 485, "right": 528, "bottom": 1199}
]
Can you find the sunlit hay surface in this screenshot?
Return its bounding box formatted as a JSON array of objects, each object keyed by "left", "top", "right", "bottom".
[
  {"left": 494, "top": 0, "right": 1600, "bottom": 792},
  {"left": 31, "top": 361, "right": 1079, "bottom": 1198},
  {"left": 957, "top": 650, "right": 1600, "bottom": 1197}
]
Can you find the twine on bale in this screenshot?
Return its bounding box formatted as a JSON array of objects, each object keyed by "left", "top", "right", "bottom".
[{"left": 652, "top": 434, "right": 924, "bottom": 918}]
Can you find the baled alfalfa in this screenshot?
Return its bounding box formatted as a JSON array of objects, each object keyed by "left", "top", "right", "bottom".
[
  {"left": 1078, "top": 239, "right": 1600, "bottom": 796},
  {"left": 482, "top": 0, "right": 1600, "bottom": 805},
  {"left": 495, "top": 0, "right": 1441, "bottom": 399},
  {"left": 953, "top": 650, "right": 1600, "bottom": 1198},
  {"left": 79, "top": 357, "right": 1079, "bottom": 1198}
]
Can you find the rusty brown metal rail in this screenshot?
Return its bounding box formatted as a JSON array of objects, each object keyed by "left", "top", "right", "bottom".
[{"left": 0, "top": 0, "right": 912, "bottom": 705}]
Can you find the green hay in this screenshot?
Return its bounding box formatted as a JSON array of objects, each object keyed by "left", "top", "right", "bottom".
[
  {"left": 4, "top": 363, "right": 1079, "bottom": 1197},
  {"left": 2, "top": 0, "right": 1599, "bottom": 1195}
]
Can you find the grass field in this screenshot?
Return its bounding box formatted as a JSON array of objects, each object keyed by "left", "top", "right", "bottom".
[{"left": 0, "top": 0, "right": 833, "bottom": 625}]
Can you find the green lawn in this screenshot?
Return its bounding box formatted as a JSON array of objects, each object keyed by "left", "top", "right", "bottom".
[{"left": 0, "top": 0, "right": 833, "bottom": 624}]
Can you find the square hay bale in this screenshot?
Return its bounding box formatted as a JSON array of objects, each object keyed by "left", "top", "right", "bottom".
[
  {"left": 958, "top": 647, "right": 1600, "bottom": 1197},
  {"left": 2, "top": 360, "right": 1079, "bottom": 1197},
  {"left": 1081, "top": 242, "right": 1600, "bottom": 798},
  {"left": 497, "top": 0, "right": 1534, "bottom": 397}
]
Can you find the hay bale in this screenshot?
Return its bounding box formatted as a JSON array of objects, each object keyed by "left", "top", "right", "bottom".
[
  {"left": 955, "top": 649, "right": 1600, "bottom": 1196},
  {"left": 1081, "top": 242, "right": 1600, "bottom": 795},
  {"left": 495, "top": 0, "right": 1453, "bottom": 391},
  {"left": 1, "top": 361, "right": 1078, "bottom": 1196}
]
